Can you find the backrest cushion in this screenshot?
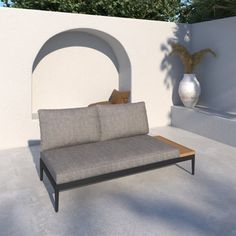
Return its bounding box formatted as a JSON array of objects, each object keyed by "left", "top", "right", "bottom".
[
  {"left": 97, "top": 102, "right": 149, "bottom": 141},
  {"left": 38, "top": 106, "right": 100, "bottom": 151}
]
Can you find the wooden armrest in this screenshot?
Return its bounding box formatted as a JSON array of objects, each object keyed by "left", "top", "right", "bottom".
[{"left": 153, "top": 136, "right": 195, "bottom": 158}]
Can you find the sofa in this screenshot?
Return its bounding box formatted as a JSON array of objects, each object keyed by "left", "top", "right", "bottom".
[{"left": 38, "top": 102, "right": 193, "bottom": 212}]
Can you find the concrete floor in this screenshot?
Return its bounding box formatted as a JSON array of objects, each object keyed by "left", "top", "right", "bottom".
[{"left": 1, "top": 126, "right": 236, "bottom": 236}]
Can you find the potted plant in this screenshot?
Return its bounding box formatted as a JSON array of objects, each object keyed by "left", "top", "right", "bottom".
[{"left": 170, "top": 43, "right": 216, "bottom": 108}]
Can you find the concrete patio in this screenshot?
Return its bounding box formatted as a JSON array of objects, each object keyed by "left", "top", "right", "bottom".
[
  {"left": 0, "top": 6, "right": 236, "bottom": 236},
  {"left": 1, "top": 126, "right": 236, "bottom": 236}
]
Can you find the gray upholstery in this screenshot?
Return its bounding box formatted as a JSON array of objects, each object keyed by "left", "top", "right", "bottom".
[
  {"left": 41, "top": 135, "right": 179, "bottom": 184},
  {"left": 97, "top": 102, "right": 149, "bottom": 141},
  {"left": 38, "top": 106, "right": 100, "bottom": 151}
]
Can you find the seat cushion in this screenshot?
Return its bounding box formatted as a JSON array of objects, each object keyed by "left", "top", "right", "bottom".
[
  {"left": 97, "top": 102, "right": 149, "bottom": 141},
  {"left": 38, "top": 106, "right": 100, "bottom": 152},
  {"left": 41, "top": 135, "right": 179, "bottom": 184}
]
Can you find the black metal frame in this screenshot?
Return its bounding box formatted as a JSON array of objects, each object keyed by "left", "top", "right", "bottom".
[{"left": 40, "top": 154, "right": 195, "bottom": 212}]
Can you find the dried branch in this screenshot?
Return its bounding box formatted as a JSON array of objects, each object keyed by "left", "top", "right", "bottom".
[{"left": 170, "top": 43, "right": 216, "bottom": 74}]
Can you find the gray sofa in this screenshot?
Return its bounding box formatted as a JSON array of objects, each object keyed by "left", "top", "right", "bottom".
[{"left": 38, "top": 102, "right": 192, "bottom": 212}]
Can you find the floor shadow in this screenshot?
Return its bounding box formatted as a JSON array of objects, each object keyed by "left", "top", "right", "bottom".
[
  {"left": 175, "top": 163, "right": 192, "bottom": 175},
  {"left": 28, "top": 140, "right": 56, "bottom": 208},
  {"left": 113, "top": 193, "right": 212, "bottom": 234},
  {"left": 110, "top": 169, "right": 236, "bottom": 236},
  {"left": 40, "top": 177, "right": 56, "bottom": 210},
  {"left": 28, "top": 140, "right": 40, "bottom": 177}
]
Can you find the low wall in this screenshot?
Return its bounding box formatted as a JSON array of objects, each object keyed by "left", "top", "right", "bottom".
[{"left": 171, "top": 106, "right": 236, "bottom": 147}]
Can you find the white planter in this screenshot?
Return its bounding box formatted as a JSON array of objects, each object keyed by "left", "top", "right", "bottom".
[{"left": 178, "top": 74, "right": 201, "bottom": 108}]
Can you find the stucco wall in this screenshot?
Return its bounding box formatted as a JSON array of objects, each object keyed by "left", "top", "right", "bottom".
[
  {"left": 32, "top": 31, "right": 120, "bottom": 116},
  {"left": 0, "top": 8, "right": 189, "bottom": 149},
  {"left": 191, "top": 16, "right": 236, "bottom": 114}
]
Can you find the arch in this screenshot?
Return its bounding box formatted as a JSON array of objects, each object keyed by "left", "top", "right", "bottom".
[{"left": 32, "top": 28, "right": 131, "bottom": 118}]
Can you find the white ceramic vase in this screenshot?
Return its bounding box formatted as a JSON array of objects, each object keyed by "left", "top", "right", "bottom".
[{"left": 178, "top": 74, "right": 201, "bottom": 108}]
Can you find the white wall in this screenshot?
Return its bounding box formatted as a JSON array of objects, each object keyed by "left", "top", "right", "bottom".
[
  {"left": 191, "top": 17, "right": 236, "bottom": 114},
  {"left": 32, "top": 31, "right": 119, "bottom": 116},
  {"left": 0, "top": 8, "right": 189, "bottom": 149}
]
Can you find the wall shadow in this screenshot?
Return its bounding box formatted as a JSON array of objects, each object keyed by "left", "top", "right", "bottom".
[
  {"left": 32, "top": 28, "right": 132, "bottom": 92},
  {"left": 160, "top": 24, "right": 191, "bottom": 105},
  {"left": 33, "top": 31, "right": 119, "bottom": 73}
]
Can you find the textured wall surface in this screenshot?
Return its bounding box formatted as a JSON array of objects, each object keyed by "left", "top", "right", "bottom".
[
  {"left": 191, "top": 17, "right": 236, "bottom": 114},
  {"left": 0, "top": 8, "right": 189, "bottom": 149},
  {"left": 32, "top": 31, "right": 120, "bottom": 116}
]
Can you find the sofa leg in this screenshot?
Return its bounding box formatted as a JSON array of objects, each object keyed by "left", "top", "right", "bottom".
[
  {"left": 40, "top": 159, "right": 43, "bottom": 181},
  {"left": 191, "top": 156, "right": 195, "bottom": 175},
  {"left": 55, "top": 188, "right": 59, "bottom": 212}
]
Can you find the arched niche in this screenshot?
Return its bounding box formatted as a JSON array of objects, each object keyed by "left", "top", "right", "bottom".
[{"left": 32, "top": 28, "right": 131, "bottom": 118}]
